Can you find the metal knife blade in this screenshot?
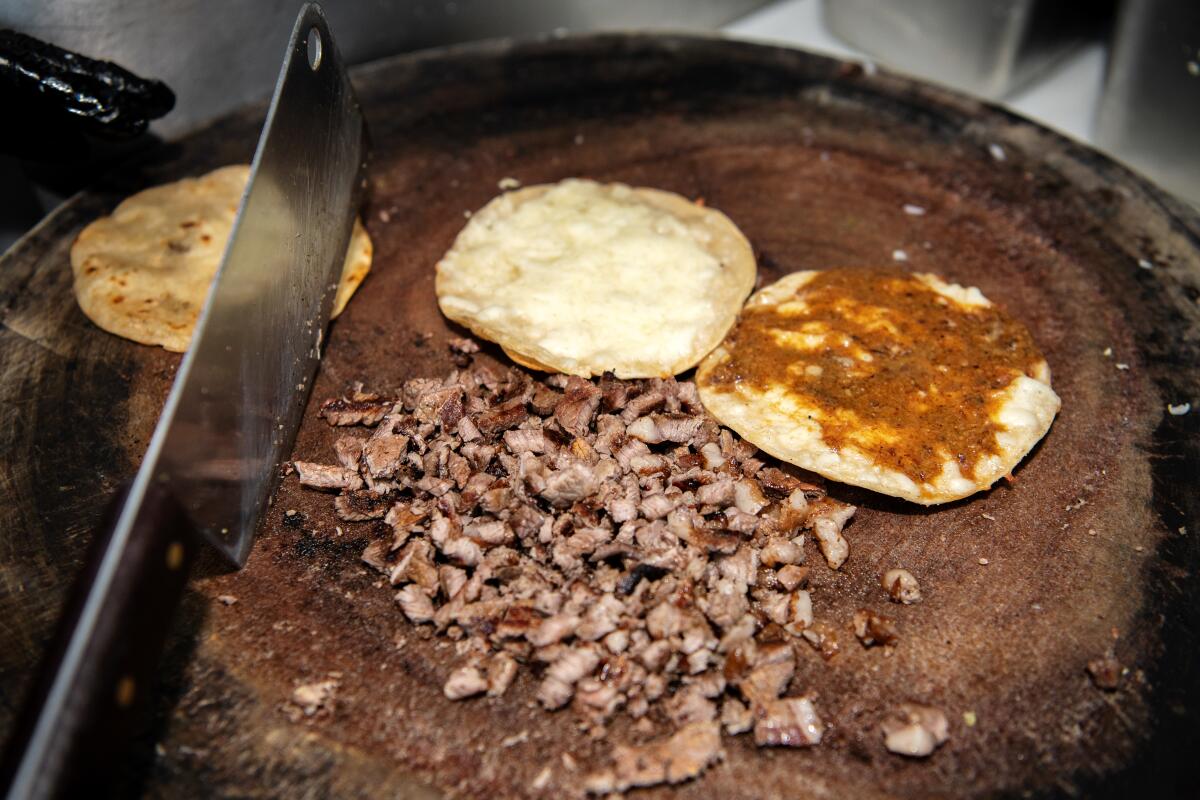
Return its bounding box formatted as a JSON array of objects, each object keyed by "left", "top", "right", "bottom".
[{"left": 128, "top": 2, "right": 367, "bottom": 566}]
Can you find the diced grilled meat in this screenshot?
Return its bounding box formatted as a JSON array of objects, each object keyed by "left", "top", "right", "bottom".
[
  {"left": 584, "top": 721, "right": 724, "bottom": 794},
  {"left": 294, "top": 461, "right": 362, "bottom": 491},
  {"left": 753, "top": 696, "right": 824, "bottom": 747},
  {"left": 554, "top": 376, "right": 602, "bottom": 437},
  {"left": 297, "top": 339, "right": 862, "bottom": 765},
  {"left": 320, "top": 396, "right": 393, "bottom": 426},
  {"left": 334, "top": 490, "right": 391, "bottom": 521},
  {"left": 475, "top": 399, "right": 528, "bottom": 435}
]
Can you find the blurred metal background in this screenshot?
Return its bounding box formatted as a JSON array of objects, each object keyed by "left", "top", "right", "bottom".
[
  {"left": 822, "top": 0, "right": 1107, "bottom": 100},
  {"left": 1, "top": 0, "right": 769, "bottom": 138},
  {"left": 0, "top": 0, "right": 768, "bottom": 250},
  {"left": 1095, "top": 0, "right": 1200, "bottom": 208}
]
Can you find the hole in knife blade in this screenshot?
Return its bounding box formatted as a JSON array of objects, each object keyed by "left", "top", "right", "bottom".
[{"left": 306, "top": 27, "right": 323, "bottom": 71}]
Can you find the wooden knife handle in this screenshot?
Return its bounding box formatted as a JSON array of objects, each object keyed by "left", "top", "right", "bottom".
[{"left": 0, "top": 483, "right": 198, "bottom": 799}]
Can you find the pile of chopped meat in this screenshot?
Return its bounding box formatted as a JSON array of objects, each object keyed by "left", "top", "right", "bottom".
[{"left": 293, "top": 339, "right": 857, "bottom": 791}]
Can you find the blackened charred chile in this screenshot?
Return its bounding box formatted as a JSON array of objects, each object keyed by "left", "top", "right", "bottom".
[{"left": 0, "top": 29, "right": 174, "bottom": 140}]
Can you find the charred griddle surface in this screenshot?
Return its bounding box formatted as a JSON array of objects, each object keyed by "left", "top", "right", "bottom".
[{"left": 0, "top": 34, "right": 1197, "bottom": 799}]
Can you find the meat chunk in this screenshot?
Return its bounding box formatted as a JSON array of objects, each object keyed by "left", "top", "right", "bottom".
[
  {"left": 486, "top": 653, "right": 518, "bottom": 697},
  {"left": 528, "top": 613, "right": 580, "bottom": 647},
  {"left": 538, "top": 646, "right": 600, "bottom": 709},
  {"left": 334, "top": 490, "right": 391, "bottom": 521},
  {"left": 443, "top": 664, "right": 488, "bottom": 700},
  {"left": 584, "top": 721, "right": 724, "bottom": 794},
  {"left": 361, "top": 539, "right": 389, "bottom": 573},
  {"left": 598, "top": 372, "right": 632, "bottom": 413},
  {"left": 475, "top": 399, "right": 528, "bottom": 435},
  {"left": 396, "top": 584, "right": 436, "bottom": 623},
  {"left": 385, "top": 502, "right": 428, "bottom": 546},
  {"left": 760, "top": 537, "right": 804, "bottom": 567},
  {"left": 290, "top": 679, "right": 338, "bottom": 717},
  {"left": 733, "top": 480, "right": 768, "bottom": 515},
  {"left": 413, "top": 386, "right": 464, "bottom": 430},
  {"left": 362, "top": 430, "right": 409, "bottom": 478},
  {"left": 333, "top": 436, "right": 364, "bottom": 470},
  {"left": 853, "top": 608, "right": 899, "bottom": 647},
  {"left": 390, "top": 540, "right": 439, "bottom": 594},
  {"left": 294, "top": 461, "right": 363, "bottom": 491},
  {"left": 576, "top": 594, "right": 624, "bottom": 641},
  {"left": 540, "top": 461, "right": 599, "bottom": 507},
  {"left": 1087, "top": 655, "right": 1123, "bottom": 690},
  {"left": 882, "top": 703, "right": 949, "bottom": 757},
  {"left": 448, "top": 337, "right": 480, "bottom": 355},
  {"left": 753, "top": 696, "right": 824, "bottom": 747},
  {"left": 554, "top": 376, "right": 602, "bottom": 437},
  {"left": 695, "top": 479, "right": 735, "bottom": 507},
  {"left": 503, "top": 428, "right": 551, "bottom": 454},
  {"left": 735, "top": 642, "right": 795, "bottom": 706},
  {"left": 625, "top": 413, "right": 703, "bottom": 445},
  {"left": 319, "top": 396, "right": 392, "bottom": 426},
  {"left": 881, "top": 568, "right": 921, "bottom": 604},
  {"left": 810, "top": 498, "right": 856, "bottom": 569},
  {"left": 721, "top": 697, "right": 753, "bottom": 735},
  {"left": 620, "top": 389, "right": 665, "bottom": 421}
]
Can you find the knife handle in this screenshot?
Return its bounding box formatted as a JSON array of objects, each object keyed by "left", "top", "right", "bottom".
[{"left": 0, "top": 483, "right": 198, "bottom": 799}]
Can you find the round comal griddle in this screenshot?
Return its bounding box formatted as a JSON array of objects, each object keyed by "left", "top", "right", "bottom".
[{"left": 0, "top": 34, "right": 1198, "bottom": 799}]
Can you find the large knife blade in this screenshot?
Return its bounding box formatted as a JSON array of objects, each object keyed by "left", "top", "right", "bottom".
[
  {"left": 164, "top": 3, "right": 366, "bottom": 567},
  {"left": 0, "top": 4, "right": 366, "bottom": 796}
]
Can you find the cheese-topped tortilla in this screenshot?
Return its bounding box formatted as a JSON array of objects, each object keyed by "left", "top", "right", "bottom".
[
  {"left": 435, "top": 179, "right": 756, "bottom": 378},
  {"left": 71, "top": 165, "right": 372, "bottom": 353},
  {"left": 696, "top": 269, "right": 1060, "bottom": 505}
]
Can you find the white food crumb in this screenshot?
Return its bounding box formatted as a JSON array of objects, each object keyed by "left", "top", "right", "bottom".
[
  {"left": 378, "top": 209, "right": 391, "bottom": 223},
  {"left": 1116, "top": 363, "right": 1130, "bottom": 371},
  {"left": 1188, "top": 61, "right": 1200, "bottom": 77},
  {"left": 1167, "top": 402, "right": 1191, "bottom": 415},
  {"left": 290, "top": 679, "right": 338, "bottom": 716},
  {"left": 1103, "top": 347, "right": 1113, "bottom": 357},
  {"left": 963, "top": 711, "right": 977, "bottom": 727},
  {"left": 1137, "top": 258, "right": 1154, "bottom": 270},
  {"left": 892, "top": 249, "right": 909, "bottom": 262},
  {"left": 1134, "top": 545, "right": 1144, "bottom": 552},
  {"left": 881, "top": 568, "right": 921, "bottom": 604},
  {"left": 903, "top": 204, "right": 926, "bottom": 216},
  {"left": 978, "top": 558, "right": 990, "bottom": 566},
  {"left": 501, "top": 730, "right": 530, "bottom": 747},
  {"left": 463, "top": 210, "right": 472, "bottom": 218},
  {"left": 498, "top": 177, "right": 521, "bottom": 190},
  {"left": 981, "top": 513, "right": 996, "bottom": 521},
  {"left": 530, "top": 766, "right": 553, "bottom": 790},
  {"left": 1180, "top": 526, "right": 1188, "bottom": 536},
  {"left": 217, "top": 594, "right": 238, "bottom": 606},
  {"left": 574, "top": 133, "right": 584, "bottom": 145},
  {"left": 988, "top": 143, "right": 1006, "bottom": 161},
  {"left": 882, "top": 704, "right": 949, "bottom": 757}
]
